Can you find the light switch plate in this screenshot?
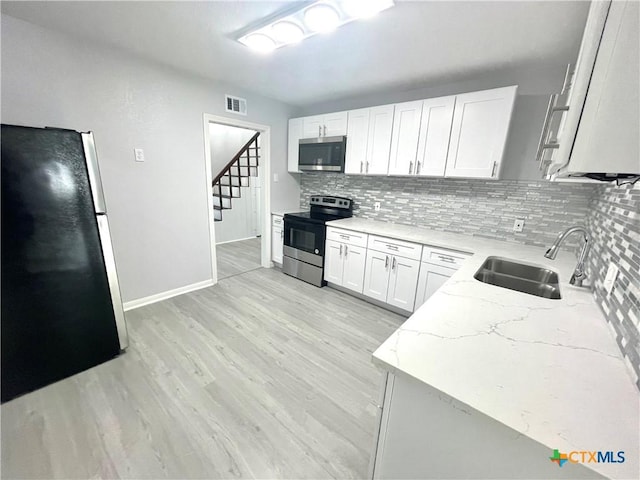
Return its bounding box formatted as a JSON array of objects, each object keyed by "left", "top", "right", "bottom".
[
  {"left": 603, "top": 262, "right": 619, "bottom": 295},
  {"left": 134, "top": 148, "right": 145, "bottom": 162},
  {"left": 513, "top": 218, "right": 525, "bottom": 232}
]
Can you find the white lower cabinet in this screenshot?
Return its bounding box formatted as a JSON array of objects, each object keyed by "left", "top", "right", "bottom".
[
  {"left": 414, "top": 263, "right": 456, "bottom": 309},
  {"left": 324, "top": 228, "right": 368, "bottom": 294},
  {"left": 363, "top": 250, "right": 420, "bottom": 311},
  {"left": 271, "top": 214, "right": 284, "bottom": 265}
]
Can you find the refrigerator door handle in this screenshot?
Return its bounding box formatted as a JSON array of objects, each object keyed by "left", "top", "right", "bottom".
[
  {"left": 96, "top": 215, "right": 129, "bottom": 350},
  {"left": 82, "top": 132, "right": 107, "bottom": 214}
]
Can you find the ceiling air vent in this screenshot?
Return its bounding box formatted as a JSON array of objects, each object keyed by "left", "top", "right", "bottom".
[{"left": 225, "top": 95, "right": 247, "bottom": 115}]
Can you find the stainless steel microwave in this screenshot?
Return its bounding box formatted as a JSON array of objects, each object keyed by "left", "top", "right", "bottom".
[{"left": 298, "top": 136, "right": 346, "bottom": 172}]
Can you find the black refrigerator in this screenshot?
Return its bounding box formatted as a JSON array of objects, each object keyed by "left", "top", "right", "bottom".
[{"left": 1, "top": 124, "right": 128, "bottom": 403}]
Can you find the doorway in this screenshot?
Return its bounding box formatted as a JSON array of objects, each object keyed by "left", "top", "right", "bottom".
[{"left": 203, "top": 114, "right": 271, "bottom": 284}]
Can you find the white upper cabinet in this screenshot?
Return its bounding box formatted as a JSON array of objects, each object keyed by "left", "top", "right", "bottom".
[
  {"left": 366, "top": 105, "right": 395, "bottom": 175},
  {"left": 302, "top": 112, "right": 347, "bottom": 138},
  {"left": 445, "top": 86, "right": 517, "bottom": 179},
  {"left": 345, "top": 105, "right": 395, "bottom": 175},
  {"left": 388, "top": 100, "right": 423, "bottom": 175},
  {"left": 345, "top": 108, "right": 370, "bottom": 174},
  {"left": 287, "top": 118, "right": 303, "bottom": 173},
  {"left": 566, "top": 0, "right": 639, "bottom": 176},
  {"left": 415, "top": 96, "right": 456, "bottom": 177}
]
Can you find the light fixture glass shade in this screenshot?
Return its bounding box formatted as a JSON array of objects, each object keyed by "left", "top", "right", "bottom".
[
  {"left": 243, "top": 33, "right": 276, "bottom": 53},
  {"left": 341, "top": 0, "right": 394, "bottom": 19},
  {"left": 271, "top": 21, "right": 305, "bottom": 44},
  {"left": 304, "top": 4, "right": 341, "bottom": 32}
]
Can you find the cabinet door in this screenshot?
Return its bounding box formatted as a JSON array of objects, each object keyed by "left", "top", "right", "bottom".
[
  {"left": 345, "top": 108, "right": 370, "bottom": 174},
  {"left": 388, "top": 100, "right": 423, "bottom": 175},
  {"left": 302, "top": 115, "right": 324, "bottom": 138},
  {"left": 387, "top": 256, "right": 420, "bottom": 311},
  {"left": 323, "top": 111, "right": 348, "bottom": 136},
  {"left": 324, "top": 240, "right": 345, "bottom": 285},
  {"left": 363, "top": 250, "right": 390, "bottom": 302},
  {"left": 445, "top": 86, "right": 517, "bottom": 179},
  {"left": 288, "top": 118, "right": 303, "bottom": 173},
  {"left": 366, "top": 105, "right": 395, "bottom": 175},
  {"left": 414, "top": 263, "right": 457, "bottom": 311},
  {"left": 342, "top": 244, "right": 367, "bottom": 294},
  {"left": 416, "top": 96, "right": 455, "bottom": 177},
  {"left": 569, "top": 0, "right": 639, "bottom": 175},
  {"left": 271, "top": 226, "right": 283, "bottom": 264}
]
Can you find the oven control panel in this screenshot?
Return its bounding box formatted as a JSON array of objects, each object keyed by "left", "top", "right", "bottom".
[{"left": 310, "top": 195, "right": 352, "bottom": 210}]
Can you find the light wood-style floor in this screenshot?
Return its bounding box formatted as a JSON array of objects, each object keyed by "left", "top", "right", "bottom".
[
  {"left": 216, "top": 237, "right": 262, "bottom": 281},
  {"left": 1, "top": 267, "right": 404, "bottom": 479}
]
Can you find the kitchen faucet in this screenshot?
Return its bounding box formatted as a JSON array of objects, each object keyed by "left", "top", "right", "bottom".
[{"left": 544, "top": 226, "right": 591, "bottom": 287}]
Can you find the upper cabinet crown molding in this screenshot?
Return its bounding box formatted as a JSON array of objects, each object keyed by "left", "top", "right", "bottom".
[{"left": 289, "top": 85, "right": 518, "bottom": 179}]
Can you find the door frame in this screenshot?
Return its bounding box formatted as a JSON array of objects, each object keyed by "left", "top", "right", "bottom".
[{"left": 202, "top": 114, "right": 271, "bottom": 284}]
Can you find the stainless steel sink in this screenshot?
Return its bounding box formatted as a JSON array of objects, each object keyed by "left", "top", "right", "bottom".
[{"left": 474, "top": 257, "right": 561, "bottom": 299}]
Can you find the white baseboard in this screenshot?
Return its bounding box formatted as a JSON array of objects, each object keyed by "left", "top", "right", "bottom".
[{"left": 123, "top": 279, "right": 214, "bottom": 312}]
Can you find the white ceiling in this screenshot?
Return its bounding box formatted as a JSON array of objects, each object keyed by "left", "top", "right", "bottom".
[{"left": 1, "top": 1, "right": 591, "bottom": 107}]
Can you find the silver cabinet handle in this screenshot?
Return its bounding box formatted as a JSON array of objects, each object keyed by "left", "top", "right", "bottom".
[
  {"left": 340, "top": 244, "right": 343, "bottom": 256},
  {"left": 385, "top": 255, "right": 389, "bottom": 269},
  {"left": 281, "top": 230, "right": 284, "bottom": 240},
  {"left": 340, "top": 234, "right": 350, "bottom": 240},
  {"left": 318, "top": 125, "right": 322, "bottom": 137},
  {"left": 491, "top": 161, "right": 498, "bottom": 177},
  {"left": 438, "top": 255, "right": 455, "bottom": 263},
  {"left": 360, "top": 161, "right": 363, "bottom": 173},
  {"left": 416, "top": 161, "right": 421, "bottom": 175},
  {"left": 366, "top": 161, "right": 369, "bottom": 174},
  {"left": 344, "top": 245, "right": 348, "bottom": 257},
  {"left": 409, "top": 161, "right": 413, "bottom": 175},
  {"left": 323, "top": 125, "right": 327, "bottom": 136},
  {"left": 386, "top": 244, "right": 399, "bottom": 251},
  {"left": 392, "top": 257, "right": 397, "bottom": 271}
]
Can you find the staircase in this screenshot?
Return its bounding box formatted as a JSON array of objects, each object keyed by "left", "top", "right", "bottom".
[{"left": 212, "top": 131, "right": 260, "bottom": 222}]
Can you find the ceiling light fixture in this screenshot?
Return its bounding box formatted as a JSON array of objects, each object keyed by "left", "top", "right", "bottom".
[
  {"left": 237, "top": 0, "right": 395, "bottom": 53},
  {"left": 304, "top": 4, "right": 341, "bottom": 33},
  {"left": 271, "top": 21, "right": 305, "bottom": 45}
]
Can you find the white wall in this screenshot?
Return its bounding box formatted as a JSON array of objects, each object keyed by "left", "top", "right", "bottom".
[
  {"left": 1, "top": 15, "right": 300, "bottom": 303},
  {"left": 296, "top": 65, "right": 570, "bottom": 181},
  {"left": 209, "top": 123, "right": 257, "bottom": 177}
]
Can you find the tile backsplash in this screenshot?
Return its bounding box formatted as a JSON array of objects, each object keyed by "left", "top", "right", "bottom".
[
  {"left": 300, "top": 174, "right": 596, "bottom": 248},
  {"left": 586, "top": 183, "right": 640, "bottom": 390}
]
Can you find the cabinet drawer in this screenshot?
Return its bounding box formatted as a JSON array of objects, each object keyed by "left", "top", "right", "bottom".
[
  {"left": 367, "top": 235, "right": 422, "bottom": 261},
  {"left": 421, "top": 246, "right": 471, "bottom": 268},
  {"left": 272, "top": 215, "right": 284, "bottom": 227},
  {"left": 326, "top": 227, "right": 368, "bottom": 247}
]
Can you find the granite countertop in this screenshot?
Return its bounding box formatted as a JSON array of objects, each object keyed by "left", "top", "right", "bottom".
[{"left": 327, "top": 217, "right": 639, "bottom": 480}]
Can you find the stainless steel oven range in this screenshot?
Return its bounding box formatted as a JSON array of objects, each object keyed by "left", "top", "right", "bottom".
[{"left": 283, "top": 195, "right": 353, "bottom": 287}]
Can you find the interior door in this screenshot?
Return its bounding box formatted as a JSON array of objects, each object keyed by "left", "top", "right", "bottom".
[
  {"left": 345, "top": 108, "right": 370, "bottom": 174},
  {"left": 366, "top": 105, "right": 395, "bottom": 175},
  {"left": 416, "top": 95, "right": 455, "bottom": 177},
  {"left": 342, "top": 244, "right": 367, "bottom": 294},
  {"left": 363, "top": 250, "right": 390, "bottom": 302},
  {"left": 324, "top": 240, "right": 344, "bottom": 285},
  {"left": 387, "top": 256, "right": 420, "bottom": 311},
  {"left": 388, "top": 100, "right": 423, "bottom": 175},
  {"left": 445, "top": 86, "right": 517, "bottom": 178},
  {"left": 414, "top": 263, "right": 456, "bottom": 311}
]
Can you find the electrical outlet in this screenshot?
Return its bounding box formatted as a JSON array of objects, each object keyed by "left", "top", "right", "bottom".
[
  {"left": 513, "top": 218, "right": 525, "bottom": 232},
  {"left": 603, "top": 263, "right": 619, "bottom": 295},
  {"left": 134, "top": 148, "right": 145, "bottom": 162},
  {"left": 374, "top": 202, "right": 381, "bottom": 211}
]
